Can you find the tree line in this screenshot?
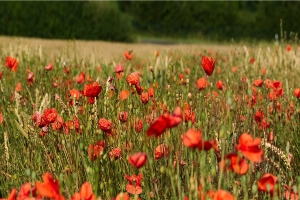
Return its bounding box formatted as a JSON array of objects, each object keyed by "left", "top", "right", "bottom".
[{"left": 0, "top": 1, "right": 299, "bottom": 42}]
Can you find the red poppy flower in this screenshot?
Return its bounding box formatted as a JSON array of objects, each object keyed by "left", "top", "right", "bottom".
[
  {"left": 284, "top": 184, "right": 299, "bottom": 200},
  {"left": 35, "top": 172, "right": 65, "bottom": 200},
  {"left": 119, "top": 90, "right": 130, "bottom": 101},
  {"left": 0, "top": 112, "right": 3, "bottom": 124},
  {"left": 258, "top": 173, "right": 278, "bottom": 197},
  {"left": 0, "top": 71, "right": 2, "bottom": 79},
  {"left": 196, "top": 78, "right": 209, "bottom": 91},
  {"left": 254, "top": 110, "right": 264, "bottom": 123},
  {"left": 147, "top": 115, "right": 169, "bottom": 137},
  {"left": 128, "top": 152, "right": 147, "bottom": 168},
  {"left": 88, "top": 140, "right": 105, "bottom": 161},
  {"left": 69, "top": 89, "right": 81, "bottom": 100},
  {"left": 154, "top": 144, "right": 169, "bottom": 160},
  {"left": 43, "top": 108, "right": 58, "bottom": 124},
  {"left": 5, "top": 56, "right": 18, "bottom": 72},
  {"left": 201, "top": 56, "right": 215, "bottom": 76},
  {"left": 124, "top": 174, "right": 143, "bottom": 195},
  {"left": 83, "top": 82, "right": 102, "bottom": 98},
  {"left": 147, "top": 107, "right": 182, "bottom": 137},
  {"left": 75, "top": 72, "right": 85, "bottom": 84},
  {"left": 198, "top": 139, "right": 219, "bottom": 152},
  {"left": 219, "top": 153, "right": 249, "bottom": 175},
  {"left": 182, "top": 129, "right": 202, "bottom": 148},
  {"left": 71, "top": 182, "right": 96, "bottom": 200},
  {"left": 148, "top": 87, "right": 154, "bottom": 97},
  {"left": 118, "top": 111, "right": 128, "bottom": 123},
  {"left": 134, "top": 119, "right": 143, "bottom": 133},
  {"left": 213, "top": 189, "right": 235, "bottom": 200},
  {"left": 167, "top": 106, "right": 182, "bottom": 128},
  {"left": 250, "top": 58, "right": 255, "bottom": 64},
  {"left": 45, "top": 63, "right": 53, "bottom": 70},
  {"left": 253, "top": 79, "right": 263, "bottom": 87},
  {"left": 109, "top": 148, "right": 122, "bottom": 160},
  {"left": 236, "top": 133, "right": 263, "bottom": 163},
  {"left": 141, "top": 92, "right": 149, "bottom": 104},
  {"left": 6, "top": 188, "right": 17, "bottom": 200},
  {"left": 216, "top": 80, "right": 225, "bottom": 90},
  {"left": 115, "top": 192, "right": 130, "bottom": 200},
  {"left": 15, "top": 82, "right": 22, "bottom": 92},
  {"left": 115, "top": 64, "right": 124, "bottom": 80},
  {"left": 98, "top": 118, "right": 112, "bottom": 133},
  {"left": 27, "top": 71, "right": 35, "bottom": 86},
  {"left": 124, "top": 51, "right": 133, "bottom": 60},
  {"left": 126, "top": 72, "right": 140, "bottom": 86},
  {"left": 17, "top": 182, "right": 38, "bottom": 200},
  {"left": 232, "top": 66, "right": 238, "bottom": 73},
  {"left": 115, "top": 64, "right": 124, "bottom": 73},
  {"left": 286, "top": 45, "right": 292, "bottom": 52},
  {"left": 294, "top": 88, "right": 300, "bottom": 98},
  {"left": 51, "top": 115, "right": 64, "bottom": 131}
]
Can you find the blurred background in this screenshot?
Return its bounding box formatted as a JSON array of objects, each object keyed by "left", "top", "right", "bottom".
[{"left": 0, "top": 1, "right": 299, "bottom": 43}]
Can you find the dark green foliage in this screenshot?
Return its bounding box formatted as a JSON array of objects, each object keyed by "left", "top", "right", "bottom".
[
  {"left": 0, "top": 1, "right": 133, "bottom": 42},
  {"left": 0, "top": 1, "right": 300, "bottom": 42}
]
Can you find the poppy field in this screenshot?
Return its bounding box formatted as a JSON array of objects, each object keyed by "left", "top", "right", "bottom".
[{"left": 0, "top": 41, "right": 300, "bottom": 200}]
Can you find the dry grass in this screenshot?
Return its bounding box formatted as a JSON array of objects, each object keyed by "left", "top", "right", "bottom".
[{"left": 0, "top": 36, "right": 242, "bottom": 61}]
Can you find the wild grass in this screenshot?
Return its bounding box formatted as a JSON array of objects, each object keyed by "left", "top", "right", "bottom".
[{"left": 0, "top": 39, "right": 299, "bottom": 200}]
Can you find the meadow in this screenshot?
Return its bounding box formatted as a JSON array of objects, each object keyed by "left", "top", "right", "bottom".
[{"left": 0, "top": 36, "right": 299, "bottom": 200}]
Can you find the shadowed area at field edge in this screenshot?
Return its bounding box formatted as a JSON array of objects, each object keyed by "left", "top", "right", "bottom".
[{"left": 0, "top": 36, "right": 242, "bottom": 61}]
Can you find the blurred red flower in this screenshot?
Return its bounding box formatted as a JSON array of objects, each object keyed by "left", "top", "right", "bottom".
[
  {"left": 140, "top": 92, "right": 149, "bottom": 104},
  {"left": 236, "top": 133, "right": 263, "bottom": 163},
  {"left": 216, "top": 80, "right": 225, "bottom": 90},
  {"left": 88, "top": 140, "right": 105, "bottom": 161},
  {"left": 17, "top": 182, "right": 39, "bottom": 200},
  {"left": 119, "top": 90, "right": 130, "bottom": 101},
  {"left": 253, "top": 79, "right": 263, "bottom": 87},
  {"left": 124, "top": 51, "right": 133, "bottom": 60},
  {"left": 294, "top": 88, "right": 300, "bottom": 98},
  {"left": 284, "top": 184, "right": 299, "bottom": 200},
  {"left": 75, "top": 72, "right": 85, "bottom": 84},
  {"left": 45, "top": 63, "right": 53, "bottom": 70},
  {"left": 15, "top": 82, "right": 22, "bottom": 92},
  {"left": 118, "top": 111, "right": 128, "bottom": 123},
  {"left": 148, "top": 87, "right": 154, "bottom": 97},
  {"left": 5, "top": 56, "right": 18, "bottom": 72},
  {"left": 128, "top": 152, "right": 147, "bottom": 168},
  {"left": 69, "top": 89, "right": 81, "bottom": 100},
  {"left": 83, "top": 82, "right": 102, "bottom": 98},
  {"left": 182, "top": 129, "right": 202, "bottom": 148},
  {"left": 196, "top": 78, "right": 209, "bottom": 91},
  {"left": 43, "top": 108, "right": 58, "bottom": 124},
  {"left": 213, "top": 189, "right": 235, "bottom": 200},
  {"left": 27, "top": 71, "right": 34, "bottom": 86},
  {"left": 109, "top": 148, "right": 122, "bottom": 160},
  {"left": 286, "top": 45, "right": 292, "bottom": 52},
  {"left": 201, "top": 56, "right": 215, "bottom": 76},
  {"left": 154, "top": 144, "right": 169, "bottom": 160},
  {"left": 219, "top": 153, "right": 249, "bottom": 175},
  {"left": 125, "top": 173, "right": 143, "bottom": 195},
  {"left": 126, "top": 72, "right": 140, "bottom": 86},
  {"left": 71, "top": 182, "right": 96, "bottom": 200},
  {"left": 147, "top": 107, "right": 182, "bottom": 137},
  {"left": 51, "top": 115, "right": 64, "bottom": 131},
  {"left": 115, "top": 192, "right": 130, "bottom": 200},
  {"left": 35, "top": 172, "right": 65, "bottom": 200},
  {"left": 258, "top": 173, "right": 278, "bottom": 197},
  {"left": 134, "top": 119, "right": 143, "bottom": 133}
]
